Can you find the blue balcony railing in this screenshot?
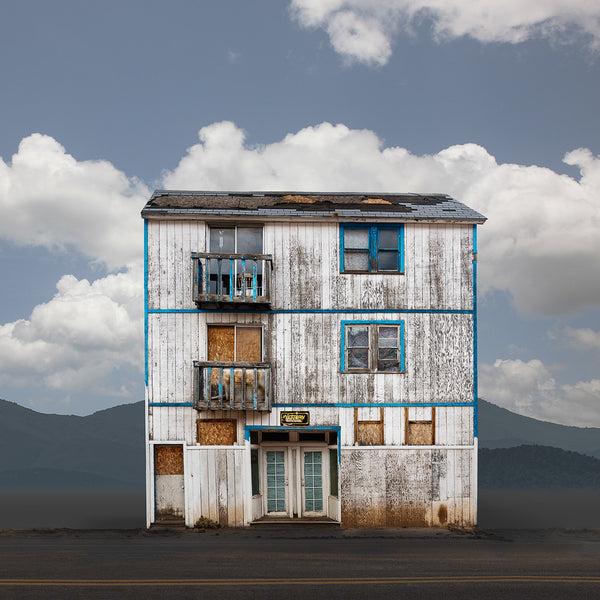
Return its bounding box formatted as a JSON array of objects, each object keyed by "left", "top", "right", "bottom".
[
  {"left": 193, "top": 361, "right": 272, "bottom": 411},
  {"left": 192, "top": 253, "right": 272, "bottom": 306}
]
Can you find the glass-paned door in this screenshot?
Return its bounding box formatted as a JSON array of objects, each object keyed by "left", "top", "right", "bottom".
[
  {"left": 266, "top": 450, "right": 287, "bottom": 513},
  {"left": 302, "top": 450, "right": 325, "bottom": 516},
  {"left": 209, "top": 226, "right": 264, "bottom": 297}
]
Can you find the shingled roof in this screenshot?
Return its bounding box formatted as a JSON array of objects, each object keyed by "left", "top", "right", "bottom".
[{"left": 142, "top": 191, "right": 486, "bottom": 222}]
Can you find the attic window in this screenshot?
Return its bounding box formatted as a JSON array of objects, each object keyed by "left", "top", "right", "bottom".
[{"left": 340, "top": 224, "right": 404, "bottom": 273}]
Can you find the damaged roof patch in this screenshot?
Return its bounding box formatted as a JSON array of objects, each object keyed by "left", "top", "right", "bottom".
[
  {"left": 283, "top": 194, "right": 316, "bottom": 203},
  {"left": 142, "top": 191, "right": 486, "bottom": 223},
  {"left": 362, "top": 198, "right": 392, "bottom": 205}
]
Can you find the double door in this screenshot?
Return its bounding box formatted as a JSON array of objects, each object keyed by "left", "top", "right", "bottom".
[{"left": 263, "top": 446, "right": 328, "bottom": 518}]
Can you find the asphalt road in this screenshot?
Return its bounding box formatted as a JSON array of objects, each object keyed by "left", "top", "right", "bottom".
[{"left": 0, "top": 527, "right": 599, "bottom": 599}]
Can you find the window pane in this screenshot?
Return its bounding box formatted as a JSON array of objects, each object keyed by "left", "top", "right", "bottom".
[
  {"left": 378, "top": 326, "right": 398, "bottom": 347},
  {"left": 378, "top": 360, "right": 400, "bottom": 372},
  {"left": 236, "top": 227, "right": 263, "bottom": 254},
  {"left": 378, "top": 229, "right": 398, "bottom": 249},
  {"left": 210, "top": 228, "right": 235, "bottom": 252},
  {"left": 344, "top": 251, "right": 369, "bottom": 271},
  {"left": 347, "top": 326, "right": 369, "bottom": 347},
  {"left": 378, "top": 347, "right": 397, "bottom": 360},
  {"left": 378, "top": 250, "right": 398, "bottom": 271},
  {"left": 344, "top": 229, "right": 369, "bottom": 249},
  {"left": 348, "top": 348, "right": 369, "bottom": 369}
]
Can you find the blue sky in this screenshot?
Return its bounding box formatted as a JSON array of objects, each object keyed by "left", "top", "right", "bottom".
[{"left": 1, "top": 0, "right": 600, "bottom": 426}]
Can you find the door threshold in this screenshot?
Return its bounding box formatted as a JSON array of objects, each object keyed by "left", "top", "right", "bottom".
[
  {"left": 151, "top": 519, "right": 186, "bottom": 529},
  {"left": 251, "top": 516, "right": 340, "bottom": 526}
]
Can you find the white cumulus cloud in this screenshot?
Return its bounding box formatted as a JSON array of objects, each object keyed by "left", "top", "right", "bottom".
[
  {"left": 164, "top": 121, "right": 600, "bottom": 317},
  {"left": 556, "top": 326, "right": 600, "bottom": 352},
  {"left": 0, "top": 267, "right": 143, "bottom": 398},
  {"left": 480, "top": 358, "right": 600, "bottom": 427},
  {"left": 0, "top": 135, "right": 148, "bottom": 412},
  {"left": 290, "top": 0, "right": 600, "bottom": 65},
  {"left": 0, "top": 133, "right": 148, "bottom": 270}
]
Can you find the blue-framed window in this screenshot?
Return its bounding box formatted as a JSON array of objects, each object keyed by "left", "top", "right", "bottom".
[
  {"left": 341, "top": 320, "right": 405, "bottom": 373},
  {"left": 340, "top": 224, "right": 404, "bottom": 273}
]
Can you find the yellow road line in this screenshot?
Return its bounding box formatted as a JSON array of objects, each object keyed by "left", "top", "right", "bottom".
[{"left": 0, "top": 576, "right": 599, "bottom": 586}]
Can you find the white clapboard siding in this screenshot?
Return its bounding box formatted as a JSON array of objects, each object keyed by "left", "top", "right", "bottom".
[
  {"left": 148, "top": 315, "right": 473, "bottom": 407},
  {"left": 340, "top": 448, "right": 473, "bottom": 527},
  {"left": 145, "top": 214, "right": 478, "bottom": 528},
  {"left": 147, "top": 220, "right": 473, "bottom": 311},
  {"left": 185, "top": 447, "right": 246, "bottom": 527}
]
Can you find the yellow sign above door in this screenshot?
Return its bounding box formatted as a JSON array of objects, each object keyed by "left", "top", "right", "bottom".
[{"left": 280, "top": 412, "right": 310, "bottom": 426}]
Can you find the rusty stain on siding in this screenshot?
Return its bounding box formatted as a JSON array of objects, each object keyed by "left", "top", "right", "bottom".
[{"left": 437, "top": 504, "right": 448, "bottom": 525}]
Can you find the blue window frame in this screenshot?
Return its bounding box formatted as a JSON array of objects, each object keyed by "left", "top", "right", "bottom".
[
  {"left": 341, "top": 320, "right": 405, "bottom": 373},
  {"left": 340, "top": 224, "right": 404, "bottom": 273}
]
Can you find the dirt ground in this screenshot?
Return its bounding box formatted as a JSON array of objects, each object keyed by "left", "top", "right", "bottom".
[{"left": 2, "top": 489, "right": 600, "bottom": 529}]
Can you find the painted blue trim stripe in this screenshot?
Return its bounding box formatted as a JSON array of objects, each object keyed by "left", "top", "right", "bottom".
[
  {"left": 144, "top": 219, "right": 149, "bottom": 387},
  {"left": 473, "top": 224, "right": 478, "bottom": 438},
  {"left": 400, "top": 224, "right": 405, "bottom": 273},
  {"left": 147, "top": 308, "right": 474, "bottom": 315},
  {"left": 271, "top": 402, "right": 475, "bottom": 408},
  {"left": 400, "top": 320, "right": 405, "bottom": 372},
  {"left": 149, "top": 402, "right": 195, "bottom": 407}
]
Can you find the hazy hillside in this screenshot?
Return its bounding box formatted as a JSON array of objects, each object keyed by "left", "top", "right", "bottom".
[
  {"left": 478, "top": 399, "right": 600, "bottom": 458},
  {"left": 0, "top": 399, "right": 144, "bottom": 489},
  {"left": 479, "top": 445, "right": 600, "bottom": 489},
  {"left": 2, "top": 397, "right": 600, "bottom": 490}
]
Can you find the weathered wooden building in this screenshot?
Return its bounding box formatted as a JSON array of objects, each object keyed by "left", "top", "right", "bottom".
[{"left": 142, "top": 191, "right": 486, "bottom": 528}]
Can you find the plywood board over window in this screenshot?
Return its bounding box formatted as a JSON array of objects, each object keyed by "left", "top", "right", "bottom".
[
  {"left": 207, "top": 325, "right": 262, "bottom": 362},
  {"left": 197, "top": 420, "right": 237, "bottom": 445},
  {"left": 154, "top": 445, "right": 184, "bottom": 475},
  {"left": 405, "top": 407, "right": 436, "bottom": 445},
  {"left": 355, "top": 407, "right": 384, "bottom": 446}
]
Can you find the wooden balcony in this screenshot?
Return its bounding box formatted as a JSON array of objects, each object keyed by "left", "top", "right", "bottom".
[
  {"left": 193, "top": 361, "right": 272, "bottom": 411},
  {"left": 192, "top": 253, "right": 273, "bottom": 307}
]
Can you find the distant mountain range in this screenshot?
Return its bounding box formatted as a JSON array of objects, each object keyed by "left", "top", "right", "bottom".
[
  {"left": 478, "top": 398, "right": 600, "bottom": 459},
  {"left": 479, "top": 445, "right": 600, "bottom": 489},
  {"left": 0, "top": 397, "right": 599, "bottom": 489},
  {"left": 0, "top": 399, "right": 144, "bottom": 489}
]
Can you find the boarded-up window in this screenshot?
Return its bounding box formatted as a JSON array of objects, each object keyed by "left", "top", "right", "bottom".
[
  {"left": 154, "top": 445, "right": 184, "bottom": 475},
  {"left": 197, "top": 419, "right": 237, "bottom": 445},
  {"left": 405, "top": 407, "right": 436, "bottom": 445},
  {"left": 355, "top": 407, "right": 384, "bottom": 446},
  {"left": 207, "top": 326, "right": 262, "bottom": 362}
]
